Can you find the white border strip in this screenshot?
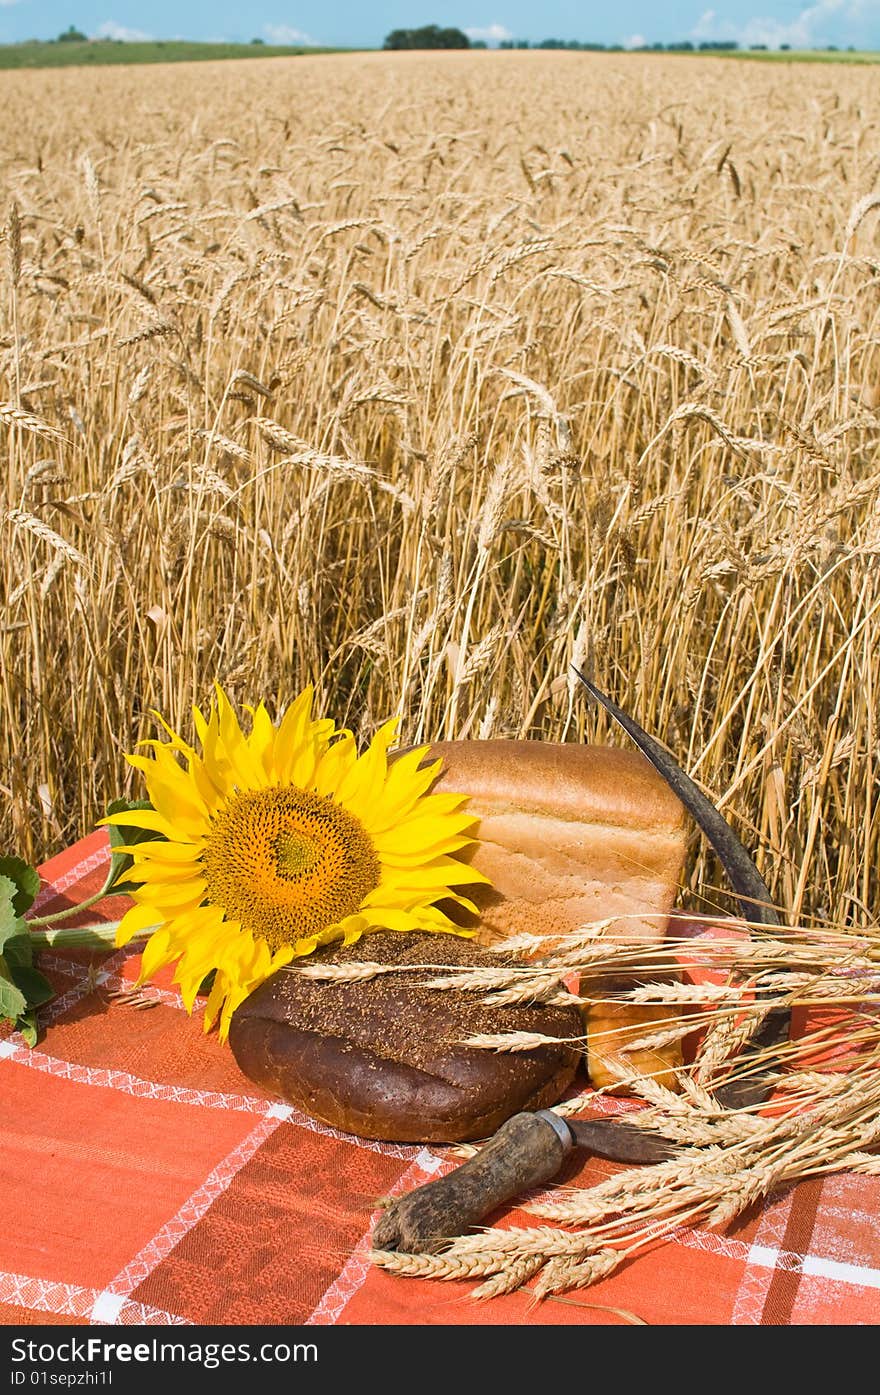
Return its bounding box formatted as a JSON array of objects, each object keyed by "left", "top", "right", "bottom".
[
  {"left": 0, "top": 1269, "right": 187, "bottom": 1325},
  {"left": 32, "top": 844, "right": 112, "bottom": 912},
  {"left": 0, "top": 1037, "right": 270, "bottom": 1114},
  {"left": 99, "top": 1114, "right": 287, "bottom": 1304},
  {"left": 307, "top": 1148, "right": 444, "bottom": 1325}
]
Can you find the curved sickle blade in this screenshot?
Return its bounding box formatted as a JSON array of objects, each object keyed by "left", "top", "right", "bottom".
[
  {"left": 573, "top": 668, "right": 789, "bottom": 1105},
  {"left": 572, "top": 668, "right": 780, "bottom": 929}
]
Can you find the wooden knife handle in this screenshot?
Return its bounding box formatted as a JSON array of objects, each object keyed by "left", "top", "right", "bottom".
[{"left": 372, "top": 1110, "right": 573, "bottom": 1254}]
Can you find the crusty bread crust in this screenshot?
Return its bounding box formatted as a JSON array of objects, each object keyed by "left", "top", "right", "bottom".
[
  {"left": 428, "top": 740, "right": 687, "bottom": 832},
  {"left": 426, "top": 741, "right": 689, "bottom": 945}
]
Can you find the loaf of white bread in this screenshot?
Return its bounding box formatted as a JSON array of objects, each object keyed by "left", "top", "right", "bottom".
[
  {"left": 428, "top": 740, "right": 688, "bottom": 946},
  {"left": 428, "top": 741, "right": 689, "bottom": 1091}
]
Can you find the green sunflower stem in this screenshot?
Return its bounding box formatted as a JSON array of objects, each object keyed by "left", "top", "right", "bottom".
[
  {"left": 25, "top": 921, "right": 154, "bottom": 952},
  {"left": 27, "top": 868, "right": 120, "bottom": 927}
]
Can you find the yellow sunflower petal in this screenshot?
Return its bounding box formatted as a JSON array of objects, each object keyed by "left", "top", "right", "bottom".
[
  {"left": 171, "top": 914, "right": 241, "bottom": 1001},
  {"left": 364, "top": 906, "right": 477, "bottom": 937},
  {"left": 373, "top": 840, "right": 476, "bottom": 868},
  {"left": 100, "top": 809, "right": 187, "bottom": 841},
  {"left": 312, "top": 731, "right": 357, "bottom": 796},
  {"left": 269, "top": 687, "right": 315, "bottom": 781},
  {"left": 138, "top": 928, "right": 174, "bottom": 982},
  {"left": 369, "top": 858, "right": 490, "bottom": 893},
  {"left": 122, "top": 860, "right": 204, "bottom": 887},
  {"left": 136, "top": 880, "right": 207, "bottom": 912},
  {"left": 192, "top": 703, "right": 209, "bottom": 746},
  {"left": 213, "top": 683, "right": 270, "bottom": 790},
  {"left": 115, "top": 901, "right": 164, "bottom": 946},
  {"left": 125, "top": 755, "right": 209, "bottom": 827},
  {"left": 332, "top": 717, "right": 398, "bottom": 810},
  {"left": 374, "top": 807, "right": 478, "bottom": 846},
  {"left": 123, "top": 839, "right": 205, "bottom": 865}
]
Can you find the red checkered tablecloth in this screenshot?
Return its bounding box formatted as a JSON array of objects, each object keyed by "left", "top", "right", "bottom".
[{"left": 3, "top": 832, "right": 879, "bottom": 1327}]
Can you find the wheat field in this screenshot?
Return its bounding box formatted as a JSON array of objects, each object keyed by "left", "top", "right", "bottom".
[{"left": 1, "top": 51, "right": 878, "bottom": 928}]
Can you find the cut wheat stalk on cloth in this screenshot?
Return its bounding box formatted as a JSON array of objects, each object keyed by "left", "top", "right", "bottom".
[
  {"left": 9, "top": 673, "right": 878, "bottom": 1303},
  {"left": 365, "top": 676, "right": 879, "bottom": 1299}
]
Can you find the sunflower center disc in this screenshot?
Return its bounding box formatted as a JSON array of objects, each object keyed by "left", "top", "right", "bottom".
[
  {"left": 202, "top": 786, "right": 380, "bottom": 952},
  {"left": 274, "top": 829, "right": 322, "bottom": 880}
]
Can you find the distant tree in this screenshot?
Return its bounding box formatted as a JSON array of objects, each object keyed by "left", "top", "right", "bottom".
[
  {"left": 749, "top": 43, "right": 768, "bottom": 50},
  {"left": 58, "top": 24, "right": 87, "bottom": 42},
  {"left": 499, "top": 37, "right": 615, "bottom": 51},
  {"left": 780, "top": 43, "right": 791, "bottom": 50},
  {"left": 470, "top": 39, "right": 487, "bottom": 48},
  {"left": 250, "top": 37, "right": 265, "bottom": 44},
  {"left": 383, "top": 24, "right": 470, "bottom": 50}
]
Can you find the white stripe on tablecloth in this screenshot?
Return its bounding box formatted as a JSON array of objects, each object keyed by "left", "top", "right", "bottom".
[
  {"left": 86, "top": 1111, "right": 427, "bottom": 1324},
  {"left": 41, "top": 951, "right": 187, "bottom": 1011},
  {"left": 39, "top": 949, "right": 127, "bottom": 1026},
  {"left": 730, "top": 1189, "right": 798, "bottom": 1325},
  {"left": 98, "top": 1113, "right": 286, "bottom": 1307},
  {"left": 0, "top": 1029, "right": 429, "bottom": 1158},
  {"left": 746, "top": 1243, "right": 880, "bottom": 1291},
  {"left": 0, "top": 1268, "right": 187, "bottom": 1325},
  {"left": 0, "top": 1036, "right": 270, "bottom": 1114},
  {"left": 306, "top": 1147, "right": 446, "bottom": 1326},
  {"left": 31, "top": 843, "right": 112, "bottom": 911}
]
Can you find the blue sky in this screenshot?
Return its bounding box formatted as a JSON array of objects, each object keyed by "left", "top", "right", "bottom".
[{"left": 2, "top": 1, "right": 879, "bottom": 49}]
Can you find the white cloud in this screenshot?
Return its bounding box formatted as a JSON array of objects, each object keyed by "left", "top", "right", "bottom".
[
  {"left": 624, "top": 33, "right": 647, "bottom": 49},
  {"left": 92, "top": 20, "right": 153, "bottom": 41},
  {"left": 264, "top": 24, "right": 315, "bottom": 45},
  {"left": 465, "top": 23, "right": 513, "bottom": 44},
  {"left": 692, "top": 1, "right": 878, "bottom": 49}
]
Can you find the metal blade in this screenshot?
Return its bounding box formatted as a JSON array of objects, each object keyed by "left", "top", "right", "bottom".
[
  {"left": 572, "top": 668, "right": 780, "bottom": 929},
  {"left": 572, "top": 668, "right": 790, "bottom": 1104}
]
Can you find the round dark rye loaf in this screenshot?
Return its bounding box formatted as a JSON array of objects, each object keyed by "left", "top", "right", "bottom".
[{"left": 229, "top": 932, "right": 582, "bottom": 1142}]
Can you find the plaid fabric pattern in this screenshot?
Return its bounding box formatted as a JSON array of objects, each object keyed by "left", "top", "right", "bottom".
[{"left": 2, "top": 832, "right": 879, "bottom": 1327}]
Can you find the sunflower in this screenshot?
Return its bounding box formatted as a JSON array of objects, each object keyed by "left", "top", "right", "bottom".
[{"left": 103, "top": 686, "right": 489, "bottom": 1040}]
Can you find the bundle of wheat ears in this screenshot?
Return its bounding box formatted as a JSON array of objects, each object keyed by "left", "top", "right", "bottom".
[{"left": 303, "top": 913, "right": 880, "bottom": 1299}]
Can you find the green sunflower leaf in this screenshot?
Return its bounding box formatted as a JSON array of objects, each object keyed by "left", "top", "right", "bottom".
[
  {"left": 105, "top": 797, "right": 161, "bottom": 896},
  {"left": 0, "top": 858, "right": 41, "bottom": 916},
  {"left": 3, "top": 932, "right": 34, "bottom": 970},
  {"left": 17, "top": 1012, "right": 38, "bottom": 1048},
  {"left": 0, "top": 886, "right": 27, "bottom": 957},
  {"left": 0, "top": 953, "right": 27, "bottom": 1023},
  {"left": 11, "top": 964, "right": 55, "bottom": 1009}
]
